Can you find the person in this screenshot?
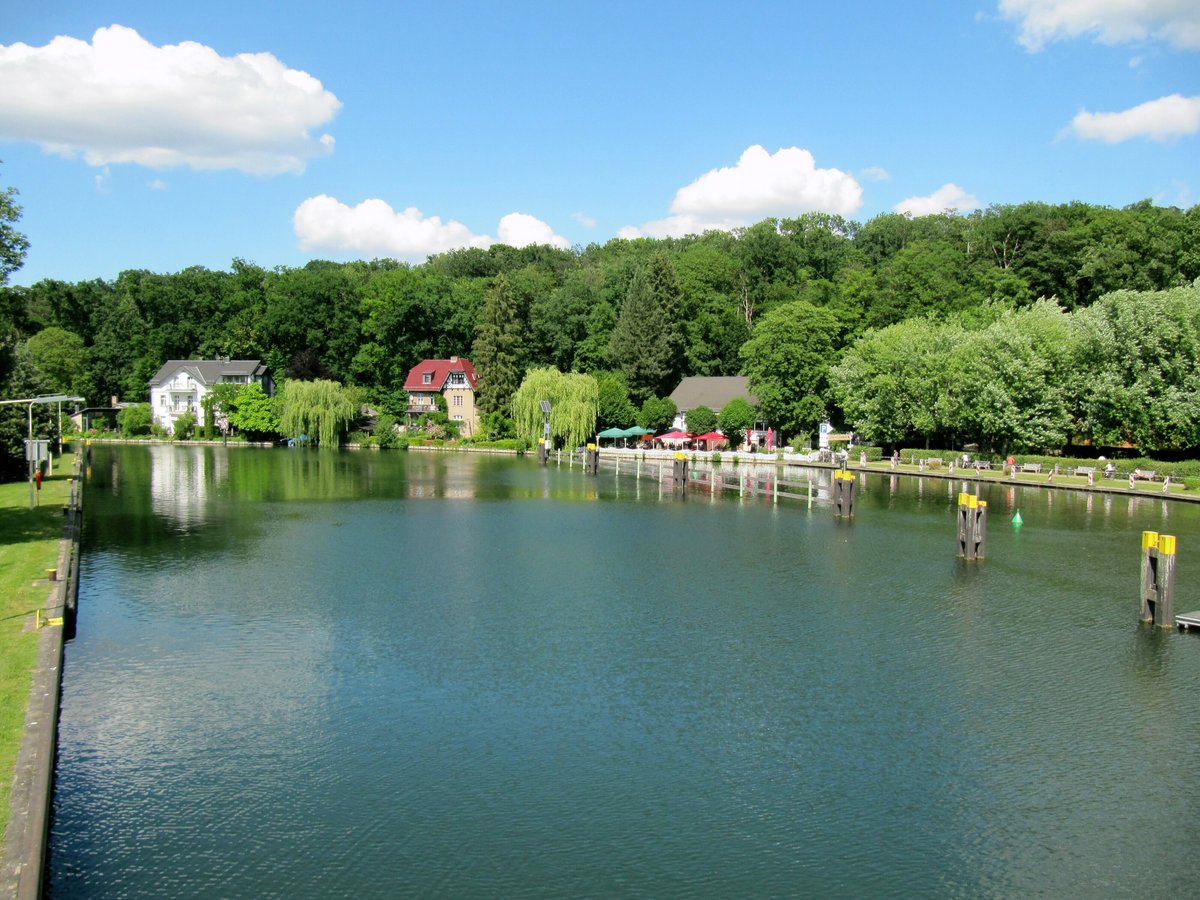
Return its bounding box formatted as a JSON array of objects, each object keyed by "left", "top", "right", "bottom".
[
  {"left": 962, "top": 453, "right": 970, "bottom": 466},
  {"left": 1104, "top": 462, "right": 1115, "bottom": 478},
  {"left": 1005, "top": 454, "right": 1015, "bottom": 468},
  {"left": 891, "top": 450, "right": 899, "bottom": 468}
]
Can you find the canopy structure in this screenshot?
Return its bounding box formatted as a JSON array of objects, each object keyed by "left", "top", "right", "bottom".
[
  {"left": 694, "top": 431, "right": 726, "bottom": 447},
  {"left": 656, "top": 431, "right": 694, "bottom": 446},
  {"left": 596, "top": 427, "right": 628, "bottom": 440},
  {"left": 623, "top": 426, "right": 653, "bottom": 436}
]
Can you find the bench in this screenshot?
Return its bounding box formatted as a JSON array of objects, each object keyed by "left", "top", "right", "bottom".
[
  {"left": 924, "top": 457, "right": 944, "bottom": 469},
  {"left": 1133, "top": 470, "right": 1157, "bottom": 482},
  {"left": 1074, "top": 466, "right": 1096, "bottom": 478},
  {"left": 972, "top": 460, "right": 992, "bottom": 470},
  {"left": 1020, "top": 463, "right": 1042, "bottom": 474}
]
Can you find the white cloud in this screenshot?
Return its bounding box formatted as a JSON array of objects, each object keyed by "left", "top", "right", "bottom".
[
  {"left": 94, "top": 166, "right": 111, "bottom": 193},
  {"left": 894, "top": 183, "right": 981, "bottom": 216},
  {"left": 672, "top": 145, "right": 862, "bottom": 218},
  {"left": 621, "top": 144, "right": 863, "bottom": 239},
  {"left": 0, "top": 25, "right": 340, "bottom": 175},
  {"left": 999, "top": 0, "right": 1200, "bottom": 51},
  {"left": 571, "top": 211, "right": 597, "bottom": 228},
  {"left": 497, "top": 212, "right": 569, "bottom": 249},
  {"left": 859, "top": 166, "right": 891, "bottom": 182},
  {"left": 1066, "top": 94, "right": 1200, "bottom": 141},
  {"left": 293, "top": 196, "right": 567, "bottom": 261},
  {"left": 148, "top": 178, "right": 168, "bottom": 191}
]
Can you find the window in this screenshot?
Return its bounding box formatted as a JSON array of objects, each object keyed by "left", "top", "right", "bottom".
[
  {"left": 448, "top": 372, "right": 466, "bottom": 386},
  {"left": 422, "top": 372, "right": 433, "bottom": 385},
  {"left": 453, "top": 395, "right": 462, "bottom": 407}
]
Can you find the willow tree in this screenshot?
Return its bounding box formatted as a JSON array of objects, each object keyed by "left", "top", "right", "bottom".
[
  {"left": 278, "top": 378, "right": 358, "bottom": 447},
  {"left": 511, "top": 367, "right": 598, "bottom": 449}
]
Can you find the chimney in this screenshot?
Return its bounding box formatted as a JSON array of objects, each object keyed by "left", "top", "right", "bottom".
[
  {"left": 449, "top": 355, "right": 458, "bottom": 363},
  {"left": 110, "top": 395, "right": 118, "bottom": 408}
]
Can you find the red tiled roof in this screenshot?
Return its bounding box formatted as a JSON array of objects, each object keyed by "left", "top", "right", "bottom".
[{"left": 402, "top": 357, "right": 477, "bottom": 392}]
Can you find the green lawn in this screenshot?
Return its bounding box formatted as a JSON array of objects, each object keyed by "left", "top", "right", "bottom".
[{"left": 0, "top": 455, "right": 74, "bottom": 835}]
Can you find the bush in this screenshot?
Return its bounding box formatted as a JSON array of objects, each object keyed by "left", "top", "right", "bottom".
[
  {"left": 117, "top": 403, "right": 153, "bottom": 437},
  {"left": 711, "top": 451, "right": 722, "bottom": 465},
  {"left": 173, "top": 411, "right": 196, "bottom": 440}
]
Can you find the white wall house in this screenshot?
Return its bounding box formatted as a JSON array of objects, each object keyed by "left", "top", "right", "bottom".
[{"left": 149, "top": 359, "right": 271, "bottom": 434}]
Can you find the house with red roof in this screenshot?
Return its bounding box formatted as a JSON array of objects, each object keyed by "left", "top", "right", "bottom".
[{"left": 403, "top": 356, "right": 480, "bottom": 436}]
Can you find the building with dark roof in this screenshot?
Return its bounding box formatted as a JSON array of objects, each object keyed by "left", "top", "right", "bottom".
[{"left": 148, "top": 359, "right": 271, "bottom": 434}]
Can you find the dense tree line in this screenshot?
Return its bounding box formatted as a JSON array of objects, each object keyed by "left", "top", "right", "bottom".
[{"left": 2, "top": 183, "right": 1199, "bottom": 476}]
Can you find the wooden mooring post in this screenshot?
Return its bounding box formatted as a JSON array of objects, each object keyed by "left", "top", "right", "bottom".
[
  {"left": 957, "top": 493, "right": 988, "bottom": 560},
  {"left": 672, "top": 452, "right": 689, "bottom": 496},
  {"left": 584, "top": 444, "right": 599, "bottom": 475},
  {"left": 1140, "top": 531, "right": 1176, "bottom": 628},
  {"left": 833, "top": 470, "right": 855, "bottom": 517}
]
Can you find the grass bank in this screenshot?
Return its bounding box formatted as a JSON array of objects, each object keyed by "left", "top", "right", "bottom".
[{"left": 0, "top": 456, "right": 74, "bottom": 836}]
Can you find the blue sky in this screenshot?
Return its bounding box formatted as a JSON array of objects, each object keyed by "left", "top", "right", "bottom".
[{"left": 2, "top": 1, "right": 1197, "bottom": 286}]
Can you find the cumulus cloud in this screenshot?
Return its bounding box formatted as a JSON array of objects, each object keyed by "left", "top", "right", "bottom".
[
  {"left": 859, "top": 166, "right": 891, "bottom": 182},
  {"left": 293, "top": 196, "right": 567, "bottom": 261},
  {"left": 0, "top": 24, "right": 340, "bottom": 175},
  {"left": 621, "top": 145, "right": 863, "bottom": 238},
  {"left": 999, "top": 0, "right": 1200, "bottom": 51},
  {"left": 1065, "top": 94, "right": 1200, "bottom": 142},
  {"left": 894, "top": 183, "right": 981, "bottom": 216},
  {"left": 497, "top": 212, "right": 570, "bottom": 249}
]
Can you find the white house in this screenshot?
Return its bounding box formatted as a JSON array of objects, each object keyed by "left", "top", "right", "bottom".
[{"left": 149, "top": 359, "right": 271, "bottom": 434}]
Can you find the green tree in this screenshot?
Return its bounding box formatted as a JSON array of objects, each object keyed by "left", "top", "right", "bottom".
[
  {"left": 636, "top": 396, "right": 677, "bottom": 432},
  {"left": 471, "top": 273, "right": 525, "bottom": 415},
  {"left": 1071, "top": 283, "right": 1200, "bottom": 451},
  {"left": 511, "top": 367, "right": 598, "bottom": 449},
  {"left": 227, "top": 382, "right": 279, "bottom": 438},
  {"left": 740, "top": 300, "right": 840, "bottom": 439},
  {"left": 608, "top": 253, "right": 686, "bottom": 403},
  {"left": 594, "top": 370, "right": 637, "bottom": 429},
  {"left": 945, "top": 300, "right": 1075, "bottom": 452},
  {"left": 684, "top": 406, "right": 718, "bottom": 435},
  {"left": 277, "top": 379, "right": 358, "bottom": 447},
  {"left": 830, "top": 318, "right": 963, "bottom": 447},
  {"left": 117, "top": 403, "right": 153, "bottom": 437},
  {"left": 26, "top": 326, "right": 88, "bottom": 397},
  {"left": 0, "top": 172, "right": 29, "bottom": 289},
  {"left": 717, "top": 397, "right": 756, "bottom": 448}
]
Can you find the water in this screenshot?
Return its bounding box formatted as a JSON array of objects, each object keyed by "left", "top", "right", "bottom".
[{"left": 50, "top": 445, "right": 1200, "bottom": 897}]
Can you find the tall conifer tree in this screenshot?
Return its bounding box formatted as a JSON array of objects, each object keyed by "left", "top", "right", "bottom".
[{"left": 471, "top": 273, "right": 524, "bottom": 415}]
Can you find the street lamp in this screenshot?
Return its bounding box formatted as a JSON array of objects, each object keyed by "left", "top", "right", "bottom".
[{"left": 538, "top": 400, "right": 551, "bottom": 464}]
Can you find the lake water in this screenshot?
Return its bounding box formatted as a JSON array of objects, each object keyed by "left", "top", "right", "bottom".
[{"left": 50, "top": 445, "right": 1200, "bottom": 897}]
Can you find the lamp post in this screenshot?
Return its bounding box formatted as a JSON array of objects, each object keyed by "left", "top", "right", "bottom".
[{"left": 538, "top": 400, "right": 551, "bottom": 464}]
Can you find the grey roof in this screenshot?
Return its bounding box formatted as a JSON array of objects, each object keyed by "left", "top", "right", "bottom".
[
  {"left": 668, "top": 376, "right": 758, "bottom": 411},
  {"left": 149, "top": 359, "right": 267, "bottom": 386}
]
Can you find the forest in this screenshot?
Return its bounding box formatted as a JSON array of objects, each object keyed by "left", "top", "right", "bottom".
[{"left": 1, "top": 186, "right": 1199, "bottom": 478}]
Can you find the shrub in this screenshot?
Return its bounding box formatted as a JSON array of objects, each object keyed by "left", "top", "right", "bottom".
[
  {"left": 117, "top": 403, "right": 153, "bottom": 437},
  {"left": 173, "top": 411, "right": 196, "bottom": 440}
]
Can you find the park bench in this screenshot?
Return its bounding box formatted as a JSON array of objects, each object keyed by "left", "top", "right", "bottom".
[
  {"left": 924, "top": 457, "right": 944, "bottom": 469},
  {"left": 972, "top": 460, "right": 992, "bottom": 470},
  {"left": 1020, "top": 463, "right": 1042, "bottom": 474},
  {"left": 1074, "top": 466, "right": 1096, "bottom": 478},
  {"left": 1133, "top": 470, "right": 1157, "bottom": 482}
]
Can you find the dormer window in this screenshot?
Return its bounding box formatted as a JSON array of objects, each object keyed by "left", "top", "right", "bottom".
[
  {"left": 422, "top": 372, "right": 433, "bottom": 385},
  {"left": 448, "top": 372, "right": 466, "bottom": 386}
]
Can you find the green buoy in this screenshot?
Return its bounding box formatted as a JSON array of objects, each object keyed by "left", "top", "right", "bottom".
[{"left": 1012, "top": 510, "right": 1023, "bottom": 526}]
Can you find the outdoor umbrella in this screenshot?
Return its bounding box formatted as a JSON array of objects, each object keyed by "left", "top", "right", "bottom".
[
  {"left": 694, "top": 431, "right": 726, "bottom": 448},
  {"left": 656, "top": 431, "right": 695, "bottom": 447},
  {"left": 623, "top": 426, "right": 653, "bottom": 436},
  {"left": 596, "top": 427, "right": 627, "bottom": 440}
]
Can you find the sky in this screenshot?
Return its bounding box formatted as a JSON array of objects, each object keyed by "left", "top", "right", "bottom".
[{"left": 1, "top": 0, "right": 1197, "bottom": 286}]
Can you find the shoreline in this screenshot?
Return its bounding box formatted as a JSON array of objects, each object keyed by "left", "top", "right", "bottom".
[{"left": 0, "top": 461, "right": 83, "bottom": 900}]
